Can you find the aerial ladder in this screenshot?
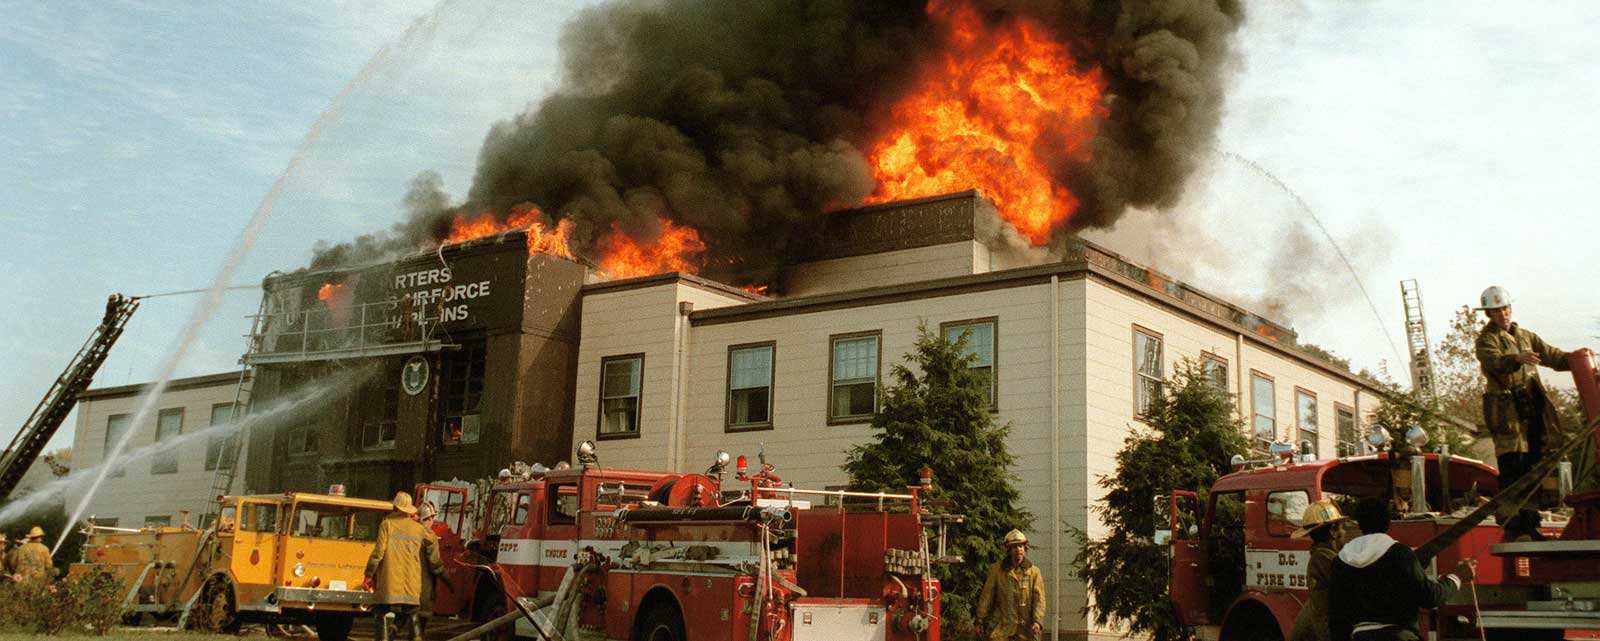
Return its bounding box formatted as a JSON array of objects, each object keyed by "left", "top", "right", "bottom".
[
  {"left": 1400, "top": 278, "right": 1438, "bottom": 402},
  {"left": 0, "top": 294, "right": 139, "bottom": 500}
]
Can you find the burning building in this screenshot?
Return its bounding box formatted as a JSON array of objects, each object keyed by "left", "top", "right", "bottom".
[
  {"left": 240, "top": 232, "right": 586, "bottom": 497},
  {"left": 570, "top": 190, "right": 1380, "bottom": 639}
]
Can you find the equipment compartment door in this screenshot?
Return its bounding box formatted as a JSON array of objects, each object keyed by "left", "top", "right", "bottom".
[{"left": 1168, "top": 491, "right": 1210, "bottom": 625}]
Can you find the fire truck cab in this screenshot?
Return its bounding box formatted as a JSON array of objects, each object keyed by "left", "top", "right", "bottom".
[
  {"left": 426, "top": 446, "right": 942, "bottom": 641},
  {"left": 1166, "top": 452, "right": 1508, "bottom": 641}
]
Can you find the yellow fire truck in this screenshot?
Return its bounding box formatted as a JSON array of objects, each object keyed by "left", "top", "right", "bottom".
[{"left": 70, "top": 491, "right": 394, "bottom": 641}]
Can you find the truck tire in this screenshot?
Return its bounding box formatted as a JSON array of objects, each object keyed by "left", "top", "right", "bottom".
[
  {"left": 193, "top": 577, "right": 241, "bottom": 634},
  {"left": 637, "top": 602, "right": 686, "bottom": 641},
  {"left": 313, "top": 612, "right": 356, "bottom": 641}
]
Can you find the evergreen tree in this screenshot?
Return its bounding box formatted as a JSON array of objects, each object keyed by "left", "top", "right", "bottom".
[
  {"left": 1071, "top": 361, "right": 1249, "bottom": 641},
  {"left": 843, "top": 323, "right": 1031, "bottom": 639}
]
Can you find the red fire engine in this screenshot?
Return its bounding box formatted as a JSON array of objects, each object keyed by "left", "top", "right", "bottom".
[
  {"left": 416, "top": 445, "right": 941, "bottom": 641},
  {"left": 1167, "top": 349, "right": 1600, "bottom": 641}
]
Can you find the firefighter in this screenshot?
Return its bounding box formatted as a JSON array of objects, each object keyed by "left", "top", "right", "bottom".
[
  {"left": 1329, "top": 498, "right": 1474, "bottom": 641},
  {"left": 1474, "top": 285, "right": 1588, "bottom": 541},
  {"left": 416, "top": 500, "right": 446, "bottom": 636},
  {"left": 1289, "top": 500, "right": 1349, "bottom": 641},
  {"left": 365, "top": 492, "right": 435, "bottom": 641},
  {"left": 976, "top": 529, "right": 1046, "bottom": 640},
  {"left": 7, "top": 526, "right": 53, "bottom": 583}
]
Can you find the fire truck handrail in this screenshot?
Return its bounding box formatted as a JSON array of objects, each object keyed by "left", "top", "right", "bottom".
[{"left": 756, "top": 487, "right": 917, "bottom": 502}]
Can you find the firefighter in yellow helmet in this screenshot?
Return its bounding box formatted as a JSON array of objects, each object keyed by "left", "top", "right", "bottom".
[
  {"left": 977, "top": 529, "right": 1046, "bottom": 640},
  {"left": 1288, "top": 500, "right": 1349, "bottom": 641},
  {"left": 365, "top": 492, "right": 437, "bottom": 641},
  {"left": 7, "top": 526, "right": 53, "bottom": 583}
]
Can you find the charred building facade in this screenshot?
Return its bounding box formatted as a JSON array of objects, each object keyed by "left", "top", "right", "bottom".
[{"left": 241, "top": 232, "right": 584, "bottom": 498}]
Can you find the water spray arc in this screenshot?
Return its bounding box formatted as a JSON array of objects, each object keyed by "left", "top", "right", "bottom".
[{"left": 54, "top": 0, "right": 461, "bottom": 555}]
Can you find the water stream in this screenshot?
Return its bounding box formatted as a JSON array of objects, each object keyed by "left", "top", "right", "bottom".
[{"left": 53, "top": 1, "right": 461, "bottom": 554}]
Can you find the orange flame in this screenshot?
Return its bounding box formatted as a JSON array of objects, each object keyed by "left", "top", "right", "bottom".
[
  {"left": 445, "top": 206, "right": 575, "bottom": 260},
  {"left": 867, "top": 0, "right": 1105, "bottom": 244},
  {"left": 595, "top": 219, "right": 707, "bottom": 280},
  {"left": 317, "top": 283, "right": 353, "bottom": 326}
]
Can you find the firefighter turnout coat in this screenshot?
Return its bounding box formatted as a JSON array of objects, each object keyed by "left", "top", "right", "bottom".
[
  {"left": 977, "top": 558, "right": 1046, "bottom": 640},
  {"left": 1475, "top": 322, "right": 1569, "bottom": 454},
  {"left": 419, "top": 524, "right": 446, "bottom": 614},
  {"left": 7, "top": 541, "right": 52, "bottom": 582},
  {"left": 365, "top": 513, "right": 438, "bottom": 605}
]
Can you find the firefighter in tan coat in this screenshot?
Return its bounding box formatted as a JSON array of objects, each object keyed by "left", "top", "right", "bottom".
[
  {"left": 1474, "top": 286, "right": 1592, "bottom": 540},
  {"left": 365, "top": 492, "right": 439, "bottom": 641},
  {"left": 7, "top": 526, "right": 53, "bottom": 583},
  {"left": 416, "top": 501, "right": 446, "bottom": 636},
  {"left": 977, "top": 529, "right": 1046, "bottom": 640}
]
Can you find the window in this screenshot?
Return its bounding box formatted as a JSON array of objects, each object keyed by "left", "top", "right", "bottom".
[
  {"left": 105, "top": 414, "right": 130, "bottom": 478},
  {"left": 1296, "top": 389, "right": 1319, "bottom": 457},
  {"left": 151, "top": 409, "right": 182, "bottom": 475},
  {"left": 1266, "top": 490, "right": 1309, "bottom": 537},
  {"left": 1202, "top": 353, "right": 1229, "bottom": 391},
  {"left": 290, "top": 504, "right": 381, "bottom": 541},
  {"left": 548, "top": 485, "right": 578, "bottom": 526},
  {"left": 288, "top": 426, "right": 320, "bottom": 455},
  {"left": 91, "top": 517, "right": 119, "bottom": 528},
  {"left": 241, "top": 502, "right": 280, "bottom": 533},
  {"left": 1336, "top": 404, "right": 1360, "bottom": 457},
  {"left": 513, "top": 494, "right": 533, "bottom": 525},
  {"left": 1133, "top": 327, "right": 1164, "bottom": 417},
  {"left": 359, "top": 366, "right": 399, "bottom": 450},
  {"left": 942, "top": 318, "right": 998, "bottom": 408},
  {"left": 144, "top": 515, "right": 171, "bottom": 528},
  {"left": 726, "top": 342, "right": 775, "bottom": 430},
  {"left": 1252, "top": 373, "right": 1276, "bottom": 448},
  {"left": 829, "top": 332, "right": 881, "bottom": 423},
  {"left": 206, "top": 403, "right": 234, "bottom": 471},
  {"left": 444, "top": 341, "right": 485, "bottom": 444},
  {"left": 598, "top": 354, "right": 644, "bottom": 438}
]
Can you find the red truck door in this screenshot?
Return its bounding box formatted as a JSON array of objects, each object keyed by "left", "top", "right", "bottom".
[{"left": 1169, "top": 491, "right": 1211, "bottom": 625}]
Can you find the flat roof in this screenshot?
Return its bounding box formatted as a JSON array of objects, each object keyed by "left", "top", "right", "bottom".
[
  {"left": 80, "top": 371, "right": 247, "bottom": 401},
  {"left": 581, "top": 271, "right": 768, "bottom": 302}
]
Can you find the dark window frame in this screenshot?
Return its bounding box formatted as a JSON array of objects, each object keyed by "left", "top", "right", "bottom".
[
  {"left": 205, "top": 403, "right": 234, "bottom": 471},
  {"left": 1335, "top": 402, "right": 1360, "bottom": 457},
  {"left": 151, "top": 408, "right": 183, "bottom": 475},
  {"left": 1132, "top": 325, "right": 1165, "bottom": 420},
  {"left": 827, "top": 330, "right": 883, "bottom": 425},
  {"left": 1251, "top": 370, "right": 1277, "bottom": 450},
  {"left": 288, "top": 425, "right": 320, "bottom": 456},
  {"left": 940, "top": 317, "right": 1000, "bottom": 411},
  {"left": 596, "top": 353, "right": 646, "bottom": 441},
  {"left": 1295, "top": 387, "right": 1319, "bottom": 457},
  {"left": 725, "top": 341, "right": 777, "bottom": 432},
  {"left": 443, "top": 341, "right": 487, "bottom": 446}
]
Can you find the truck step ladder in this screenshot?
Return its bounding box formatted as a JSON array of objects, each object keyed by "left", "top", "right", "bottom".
[
  {"left": 0, "top": 294, "right": 139, "bottom": 500},
  {"left": 202, "top": 293, "right": 272, "bottom": 522}
]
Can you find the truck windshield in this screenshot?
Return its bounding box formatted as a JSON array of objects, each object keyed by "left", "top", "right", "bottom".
[{"left": 291, "top": 504, "right": 382, "bottom": 541}]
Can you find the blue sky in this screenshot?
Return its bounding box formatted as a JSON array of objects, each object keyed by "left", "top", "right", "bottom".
[{"left": 4, "top": 1, "right": 1598, "bottom": 455}]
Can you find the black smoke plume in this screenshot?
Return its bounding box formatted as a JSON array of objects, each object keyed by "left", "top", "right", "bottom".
[{"left": 312, "top": 0, "right": 1243, "bottom": 287}]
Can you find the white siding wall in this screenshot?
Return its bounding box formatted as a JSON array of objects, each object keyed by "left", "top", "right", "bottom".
[
  {"left": 68, "top": 380, "right": 243, "bottom": 527},
  {"left": 784, "top": 242, "right": 981, "bottom": 296}
]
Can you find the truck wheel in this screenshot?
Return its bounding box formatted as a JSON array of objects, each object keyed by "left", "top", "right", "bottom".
[
  {"left": 637, "top": 603, "right": 685, "bottom": 641},
  {"left": 313, "top": 612, "right": 355, "bottom": 641},
  {"left": 194, "top": 578, "right": 241, "bottom": 634}
]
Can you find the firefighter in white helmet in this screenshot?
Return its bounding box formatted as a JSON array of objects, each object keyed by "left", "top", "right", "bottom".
[
  {"left": 1289, "top": 500, "right": 1349, "bottom": 641},
  {"left": 1474, "top": 285, "right": 1592, "bottom": 540},
  {"left": 977, "top": 529, "right": 1046, "bottom": 640}
]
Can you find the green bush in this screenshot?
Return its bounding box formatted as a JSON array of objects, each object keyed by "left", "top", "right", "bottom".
[{"left": 6, "top": 572, "right": 125, "bottom": 635}]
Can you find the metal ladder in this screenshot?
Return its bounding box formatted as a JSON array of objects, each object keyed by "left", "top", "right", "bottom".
[
  {"left": 0, "top": 295, "right": 139, "bottom": 500},
  {"left": 1400, "top": 279, "right": 1437, "bottom": 401},
  {"left": 201, "top": 294, "right": 271, "bottom": 521}
]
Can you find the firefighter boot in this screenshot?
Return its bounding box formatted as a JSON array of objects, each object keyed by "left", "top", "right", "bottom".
[{"left": 374, "top": 610, "right": 393, "bottom": 641}]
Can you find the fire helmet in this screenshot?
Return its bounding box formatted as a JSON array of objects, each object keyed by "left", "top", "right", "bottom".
[
  {"left": 1003, "top": 529, "right": 1028, "bottom": 547},
  {"left": 418, "top": 500, "right": 437, "bottom": 521},
  {"left": 1292, "top": 500, "right": 1349, "bottom": 538},
  {"left": 1479, "top": 286, "right": 1512, "bottom": 310},
  {"left": 27, "top": 526, "right": 44, "bottom": 539},
  {"left": 392, "top": 491, "right": 418, "bottom": 515}
]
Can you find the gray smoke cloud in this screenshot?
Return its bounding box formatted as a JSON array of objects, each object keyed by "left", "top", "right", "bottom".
[{"left": 312, "top": 0, "right": 1244, "bottom": 287}]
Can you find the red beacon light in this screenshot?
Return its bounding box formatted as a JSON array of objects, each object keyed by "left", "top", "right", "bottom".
[
  {"left": 919, "top": 466, "right": 933, "bottom": 490},
  {"left": 736, "top": 455, "right": 749, "bottom": 473}
]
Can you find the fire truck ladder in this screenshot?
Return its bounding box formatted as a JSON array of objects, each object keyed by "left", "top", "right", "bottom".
[
  {"left": 0, "top": 294, "right": 139, "bottom": 501},
  {"left": 1400, "top": 279, "right": 1437, "bottom": 401},
  {"left": 201, "top": 294, "right": 271, "bottom": 521}
]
